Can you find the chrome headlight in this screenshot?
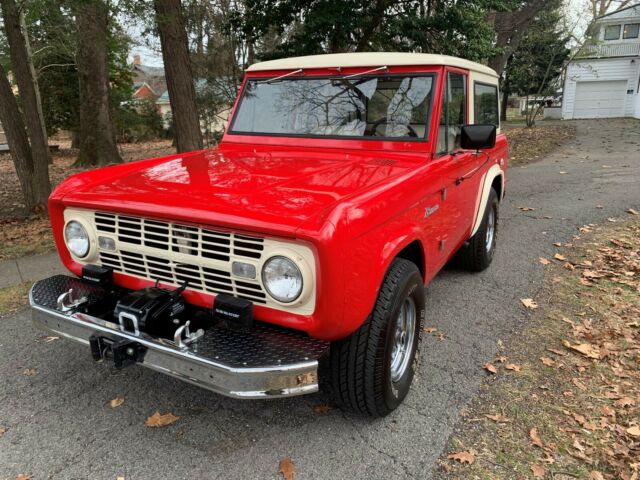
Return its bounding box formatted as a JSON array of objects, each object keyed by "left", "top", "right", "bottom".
[
  {"left": 64, "top": 220, "right": 90, "bottom": 258},
  {"left": 261, "top": 256, "right": 303, "bottom": 303}
]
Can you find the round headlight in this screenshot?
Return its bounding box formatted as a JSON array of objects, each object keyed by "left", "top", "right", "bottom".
[
  {"left": 262, "top": 256, "right": 303, "bottom": 303},
  {"left": 64, "top": 221, "right": 90, "bottom": 258}
]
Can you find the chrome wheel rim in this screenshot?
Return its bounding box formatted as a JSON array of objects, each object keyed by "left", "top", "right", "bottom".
[
  {"left": 485, "top": 208, "right": 495, "bottom": 253},
  {"left": 390, "top": 297, "right": 417, "bottom": 383}
]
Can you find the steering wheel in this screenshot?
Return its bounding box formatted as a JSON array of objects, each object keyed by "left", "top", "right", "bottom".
[{"left": 370, "top": 116, "right": 418, "bottom": 138}]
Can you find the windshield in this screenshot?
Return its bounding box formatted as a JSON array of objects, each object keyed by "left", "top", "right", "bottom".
[{"left": 230, "top": 74, "right": 435, "bottom": 140}]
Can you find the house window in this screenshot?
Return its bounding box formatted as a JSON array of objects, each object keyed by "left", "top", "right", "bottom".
[
  {"left": 474, "top": 83, "right": 499, "bottom": 126},
  {"left": 623, "top": 23, "right": 639, "bottom": 39},
  {"left": 604, "top": 24, "right": 621, "bottom": 40},
  {"left": 438, "top": 72, "right": 467, "bottom": 153}
]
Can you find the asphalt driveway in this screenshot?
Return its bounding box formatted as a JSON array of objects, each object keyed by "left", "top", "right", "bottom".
[{"left": 1, "top": 119, "right": 639, "bottom": 480}]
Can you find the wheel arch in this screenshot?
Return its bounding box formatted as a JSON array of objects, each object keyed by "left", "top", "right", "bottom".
[
  {"left": 394, "top": 239, "right": 425, "bottom": 280},
  {"left": 470, "top": 165, "right": 503, "bottom": 237}
]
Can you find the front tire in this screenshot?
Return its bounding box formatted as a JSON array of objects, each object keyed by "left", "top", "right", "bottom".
[
  {"left": 329, "top": 258, "right": 425, "bottom": 417},
  {"left": 456, "top": 188, "right": 499, "bottom": 272}
]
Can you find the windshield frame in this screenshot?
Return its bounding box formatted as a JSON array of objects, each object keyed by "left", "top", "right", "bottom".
[{"left": 227, "top": 72, "right": 437, "bottom": 143}]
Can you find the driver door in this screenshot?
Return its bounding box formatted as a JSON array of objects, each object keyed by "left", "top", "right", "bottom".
[{"left": 435, "top": 70, "right": 481, "bottom": 248}]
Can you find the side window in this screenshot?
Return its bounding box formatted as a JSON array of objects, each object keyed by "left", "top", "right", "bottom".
[
  {"left": 438, "top": 72, "right": 467, "bottom": 153},
  {"left": 474, "top": 83, "right": 499, "bottom": 126},
  {"left": 604, "top": 24, "right": 621, "bottom": 40},
  {"left": 623, "top": 23, "right": 639, "bottom": 39}
]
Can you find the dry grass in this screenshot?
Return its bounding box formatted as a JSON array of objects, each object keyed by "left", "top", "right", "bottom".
[
  {"left": 0, "top": 282, "right": 32, "bottom": 315},
  {"left": 504, "top": 123, "right": 576, "bottom": 166},
  {"left": 440, "top": 216, "right": 640, "bottom": 480},
  {"left": 0, "top": 216, "right": 54, "bottom": 260}
]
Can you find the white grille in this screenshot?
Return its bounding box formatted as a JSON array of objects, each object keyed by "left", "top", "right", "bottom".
[{"left": 93, "top": 212, "right": 267, "bottom": 304}]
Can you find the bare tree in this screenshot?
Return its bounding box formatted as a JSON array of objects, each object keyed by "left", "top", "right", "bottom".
[
  {"left": 154, "top": 0, "right": 203, "bottom": 153},
  {"left": 487, "top": 0, "right": 557, "bottom": 75},
  {"left": 0, "top": 63, "right": 50, "bottom": 212},
  {"left": 74, "top": 0, "right": 122, "bottom": 166},
  {"left": 588, "top": 0, "right": 634, "bottom": 19},
  {"left": 0, "top": 0, "right": 51, "bottom": 212}
]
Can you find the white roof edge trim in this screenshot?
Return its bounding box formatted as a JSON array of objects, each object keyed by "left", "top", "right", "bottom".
[{"left": 247, "top": 52, "right": 499, "bottom": 78}]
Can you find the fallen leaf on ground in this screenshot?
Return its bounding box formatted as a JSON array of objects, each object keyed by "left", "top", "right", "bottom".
[
  {"left": 627, "top": 208, "right": 639, "bottom": 215},
  {"left": 43, "top": 336, "right": 59, "bottom": 343},
  {"left": 505, "top": 363, "right": 522, "bottom": 372},
  {"left": 531, "top": 463, "right": 546, "bottom": 479},
  {"left": 447, "top": 450, "right": 476, "bottom": 464},
  {"left": 15, "top": 475, "right": 31, "bottom": 480},
  {"left": 563, "top": 341, "right": 600, "bottom": 359},
  {"left": 547, "top": 347, "right": 566, "bottom": 356},
  {"left": 626, "top": 426, "right": 640, "bottom": 437},
  {"left": 530, "top": 428, "right": 544, "bottom": 448},
  {"left": 553, "top": 253, "right": 567, "bottom": 261},
  {"left": 614, "top": 397, "right": 635, "bottom": 407},
  {"left": 423, "top": 327, "right": 437, "bottom": 333},
  {"left": 313, "top": 404, "right": 332, "bottom": 415},
  {"left": 0, "top": 425, "right": 5, "bottom": 437},
  {"left": 110, "top": 397, "right": 125, "bottom": 408},
  {"left": 519, "top": 207, "right": 535, "bottom": 211},
  {"left": 601, "top": 405, "right": 615, "bottom": 417},
  {"left": 540, "top": 357, "right": 555, "bottom": 367},
  {"left": 483, "top": 362, "right": 497, "bottom": 374},
  {"left": 539, "top": 257, "right": 551, "bottom": 265},
  {"left": 279, "top": 458, "right": 295, "bottom": 480},
  {"left": 521, "top": 298, "right": 538, "bottom": 309},
  {"left": 572, "top": 378, "right": 587, "bottom": 391},
  {"left": 22, "top": 368, "right": 36, "bottom": 376},
  {"left": 486, "top": 414, "right": 510, "bottom": 423},
  {"left": 145, "top": 411, "right": 179, "bottom": 428},
  {"left": 553, "top": 242, "right": 562, "bottom": 247},
  {"left": 589, "top": 472, "right": 605, "bottom": 480}
]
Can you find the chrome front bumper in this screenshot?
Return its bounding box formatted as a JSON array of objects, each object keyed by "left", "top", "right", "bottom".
[{"left": 29, "top": 275, "right": 328, "bottom": 399}]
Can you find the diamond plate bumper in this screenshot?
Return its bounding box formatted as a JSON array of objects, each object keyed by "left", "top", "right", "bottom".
[{"left": 29, "top": 275, "right": 329, "bottom": 399}]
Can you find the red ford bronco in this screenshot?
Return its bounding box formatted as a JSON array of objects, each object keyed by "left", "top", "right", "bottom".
[{"left": 30, "top": 52, "right": 507, "bottom": 417}]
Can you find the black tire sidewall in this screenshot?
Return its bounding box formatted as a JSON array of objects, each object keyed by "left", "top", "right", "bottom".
[{"left": 381, "top": 268, "right": 425, "bottom": 411}]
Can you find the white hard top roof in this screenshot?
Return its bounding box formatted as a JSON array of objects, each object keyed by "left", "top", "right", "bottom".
[{"left": 247, "top": 52, "right": 498, "bottom": 77}]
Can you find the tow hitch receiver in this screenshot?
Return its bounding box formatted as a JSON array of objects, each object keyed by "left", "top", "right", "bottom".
[{"left": 90, "top": 335, "right": 147, "bottom": 369}]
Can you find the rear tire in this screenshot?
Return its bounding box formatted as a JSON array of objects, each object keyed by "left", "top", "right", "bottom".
[
  {"left": 329, "top": 258, "right": 425, "bottom": 417},
  {"left": 456, "top": 188, "right": 499, "bottom": 272}
]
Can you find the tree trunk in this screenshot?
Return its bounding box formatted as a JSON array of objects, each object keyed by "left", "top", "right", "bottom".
[
  {"left": 0, "top": 0, "right": 52, "bottom": 178},
  {"left": 154, "top": 0, "right": 203, "bottom": 153},
  {"left": 19, "top": 10, "right": 51, "bottom": 164},
  {"left": 500, "top": 88, "right": 509, "bottom": 122},
  {"left": 487, "top": 0, "right": 555, "bottom": 75},
  {"left": 74, "top": 0, "right": 123, "bottom": 166},
  {"left": 71, "top": 129, "right": 80, "bottom": 149},
  {"left": 0, "top": 63, "right": 50, "bottom": 213}
]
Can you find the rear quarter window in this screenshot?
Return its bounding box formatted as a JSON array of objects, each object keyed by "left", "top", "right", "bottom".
[{"left": 474, "top": 82, "right": 499, "bottom": 126}]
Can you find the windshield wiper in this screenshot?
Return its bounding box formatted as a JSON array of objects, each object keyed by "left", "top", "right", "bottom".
[
  {"left": 338, "top": 65, "right": 387, "bottom": 80},
  {"left": 257, "top": 68, "right": 304, "bottom": 84}
]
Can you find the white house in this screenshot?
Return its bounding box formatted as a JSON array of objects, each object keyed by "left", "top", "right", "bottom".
[{"left": 562, "top": 3, "right": 640, "bottom": 119}]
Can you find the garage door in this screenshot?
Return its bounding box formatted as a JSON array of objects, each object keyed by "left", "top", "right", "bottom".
[{"left": 573, "top": 80, "right": 627, "bottom": 119}]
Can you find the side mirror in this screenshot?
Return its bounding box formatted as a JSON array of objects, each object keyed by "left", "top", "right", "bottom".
[{"left": 461, "top": 125, "right": 496, "bottom": 150}]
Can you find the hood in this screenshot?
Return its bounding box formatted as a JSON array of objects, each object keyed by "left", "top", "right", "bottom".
[{"left": 57, "top": 147, "right": 414, "bottom": 235}]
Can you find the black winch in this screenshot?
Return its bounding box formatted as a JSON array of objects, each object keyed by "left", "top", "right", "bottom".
[{"left": 114, "top": 281, "right": 187, "bottom": 338}]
